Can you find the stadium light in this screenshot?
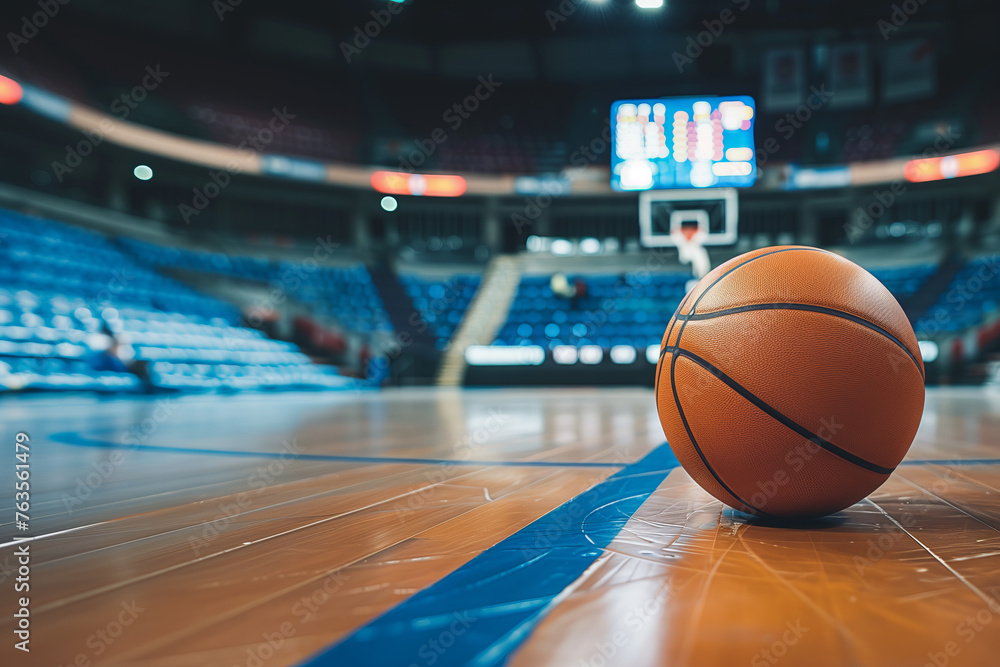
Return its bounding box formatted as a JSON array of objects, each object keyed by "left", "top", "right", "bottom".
[
  {"left": 380, "top": 196, "right": 398, "bottom": 212},
  {"left": 133, "top": 165, "right": 153, "bottom": 181},
  {"left": 371, "top": 171, "right": 467, "bottom": 197},
  {"left": 635, "top": 0, "right": 664, "bottom": 8},
  {"left": 0, "top": 75, "right": 23, "bottom": 105}
]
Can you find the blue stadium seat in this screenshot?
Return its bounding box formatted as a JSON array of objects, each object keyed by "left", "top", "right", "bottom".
[{"left": 0, "top": 209, "right": 359, "bottom": 393}]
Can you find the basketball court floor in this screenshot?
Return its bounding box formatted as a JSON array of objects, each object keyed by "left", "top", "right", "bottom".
[{"left": 2, "top": 386, "right": 999, "bottom": 666}]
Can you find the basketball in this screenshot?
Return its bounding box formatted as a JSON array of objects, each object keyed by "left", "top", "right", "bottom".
[
  {"left": 655, "top": 246, "right": 926, "bottom": 518},
  {"left": 8, "top": 3, "right": 1000, "bottom": 664}
]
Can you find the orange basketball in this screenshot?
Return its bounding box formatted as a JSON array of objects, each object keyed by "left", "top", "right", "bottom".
[{"left": 654, "top": 246, "right": 925, "bottom": 518}]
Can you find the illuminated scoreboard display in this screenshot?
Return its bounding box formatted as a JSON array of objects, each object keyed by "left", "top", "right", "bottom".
[{"left": 610, "top": 96, "right": 757, "bottom": 191}]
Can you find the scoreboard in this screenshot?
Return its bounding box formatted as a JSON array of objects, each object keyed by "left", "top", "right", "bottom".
[{"left": 610, "top": 96, "right": 757, "bottom": 191}]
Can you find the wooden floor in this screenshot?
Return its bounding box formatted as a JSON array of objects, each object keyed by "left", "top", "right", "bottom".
[{"left": 1, "top": 386, "right": 999, "bottom": 666}]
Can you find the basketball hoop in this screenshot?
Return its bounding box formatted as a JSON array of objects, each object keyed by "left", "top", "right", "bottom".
[{"left": 671, "top": 226, "right": 711, "bottom": 282}]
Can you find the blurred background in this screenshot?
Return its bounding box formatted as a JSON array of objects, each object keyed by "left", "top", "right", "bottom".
[{"left": 0, "top": 0, "right": 998, "bottom": 394}]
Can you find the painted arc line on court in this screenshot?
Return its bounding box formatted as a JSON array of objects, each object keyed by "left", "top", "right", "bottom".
[
  {"left": 297, "top": 443, "right": 681, "bottom": 667},
  {"left": 46, "top": 431, "right": 630, "bottom": 469}
]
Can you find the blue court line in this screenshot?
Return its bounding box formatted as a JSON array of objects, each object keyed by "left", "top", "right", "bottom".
[
  {"left": 47, "top": 431, "right": 629, "bottom": 469},
  {"left": 899, "top": 458, "right": 1000, "bottom": 466},
  {"left": 298, "top": 443, "right": 680, "bottom": 667}
]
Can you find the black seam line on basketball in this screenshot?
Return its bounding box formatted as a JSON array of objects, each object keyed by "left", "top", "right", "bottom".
[
  {"left": 664, "top": 345, "right": 896, "bottom": 476},
  {"left": 663, "top": 256, "right": 807, "bottom": 517},
  {"left": 676, "top": 302, "right": 925, "bottom": 380},
  {"left": 666, "top": 248, "right": 841, "bottom": 517},
  {"left": 657, "top": 289, "right": 694, "bottom": 397},
  {"left": 667, "top": 349, "right": 775, "bottom": 518}
]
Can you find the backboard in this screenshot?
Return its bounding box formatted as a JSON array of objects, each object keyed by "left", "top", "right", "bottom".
[{"left": 638, "top": 188, "right": 739, "bottom": 247}]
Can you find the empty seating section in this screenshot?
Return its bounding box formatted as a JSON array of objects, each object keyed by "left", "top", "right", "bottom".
[
  {"left": 494, "top": 273, "right": 690, "bottom": 350},
  {"left": 118, "top": 239, "right": 393, "bottom": 335},
  {"left": 400, "top": 274, "right": 481, "bottom": 350},
  {"left": 0, "top": 291, "right": 141, "bottom": 392},
  {"left": 916, "top": 255, "right": 1000, "bottom": 333},
  {"left": 867, "top": 264, "right": 936, "bottom": 300},
  {"left": 0, "top": 210, "right": 235, "bottom": 322},
  {"left": 121, "top": 309, "right": 350, "bottom": 391},
  {"left": 0, "top": 209, "right": 350, "bottom": 392}
]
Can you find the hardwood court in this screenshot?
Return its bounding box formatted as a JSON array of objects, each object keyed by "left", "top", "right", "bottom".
[{"left": 1, "top": 387, "right": 999, "bottom": 666}]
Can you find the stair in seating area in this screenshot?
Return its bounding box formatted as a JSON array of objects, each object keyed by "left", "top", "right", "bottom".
[
  {"left": 369, "top": 265, "right": 439, "bottom": 358},
  {"left": 437, "top": 255, "right": 522, "bottom": 386},
  {"left": 899, "top": 255, "right": 963, "bottom": 325}
]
